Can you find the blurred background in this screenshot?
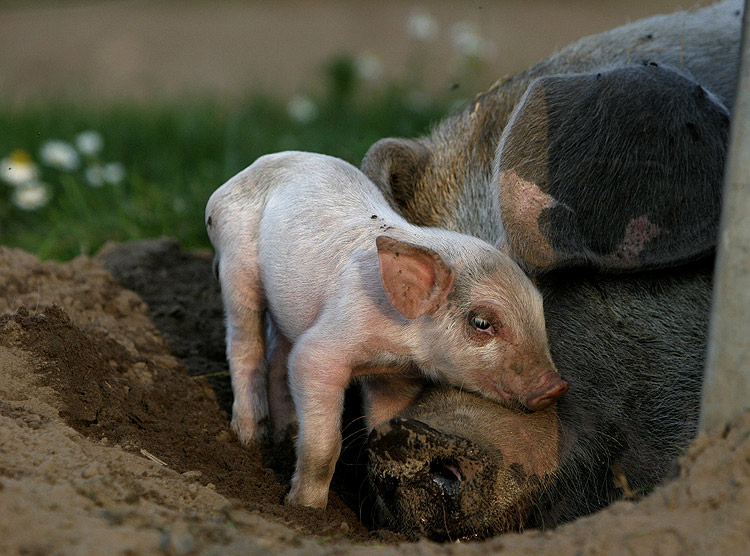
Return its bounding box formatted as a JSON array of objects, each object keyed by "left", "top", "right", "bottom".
[
  {"left": 1, "top": 0, "right": 688, "bottom": 102},
  {"left": 0, "top": 0, "right": 690, "bottom": 259}
]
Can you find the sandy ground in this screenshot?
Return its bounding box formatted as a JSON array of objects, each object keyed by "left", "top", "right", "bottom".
[
  {"left": 0, "top": 0, "right": 690, "bottom": 103},
  {"left": 0, "top": 238, "right": 748, "bottom": 555}
]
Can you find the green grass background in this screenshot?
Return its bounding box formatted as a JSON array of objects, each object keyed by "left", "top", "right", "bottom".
[{"left": 0, "top": 58, "right": 461, "bottom": 260}]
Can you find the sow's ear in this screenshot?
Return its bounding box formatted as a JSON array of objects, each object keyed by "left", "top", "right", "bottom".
[
  {"left": 496, "top": 63, "right": 730, "bottom": 273},
  {"left": 362, "top": 138, "right": 432, "bottom": 220},
  {"left": 376, "top": 236, "right": 454, "bottom": 319}
]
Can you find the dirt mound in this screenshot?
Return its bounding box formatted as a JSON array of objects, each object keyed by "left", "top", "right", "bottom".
[
  {"left": 0, "top": 242, "right": 370, "bottom": 551},
  {"left": 0, "top": 239, "right": 747, "bottom": 555}
]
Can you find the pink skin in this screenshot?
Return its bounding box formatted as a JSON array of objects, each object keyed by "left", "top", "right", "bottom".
[
  {"left": 476, "top": 363, "right": 568, "bottom": 412},
  {"left": 375, "top": 235, "right": 454, "bottom": 319},
  {"left": 611, "top": 215, "right": 661, "bottom": 266},
  {"left": 206, "top": 152, "right": 566, "bottom": 509},
  {"left": 485, "top": 370, "right": 568, "bottom": 410},
  {"left": 498, "top": 169, "right": 559, "bottom": 270},
  {"left": 362, "top": 373, "right": 426, "bottom": 430}
]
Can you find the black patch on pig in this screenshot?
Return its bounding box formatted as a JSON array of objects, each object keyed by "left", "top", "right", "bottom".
[{"left": 499, "top": 64, "right": 729, "bottom": 273}]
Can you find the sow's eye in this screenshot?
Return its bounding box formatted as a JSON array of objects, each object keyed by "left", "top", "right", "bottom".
[{"left": 469, "top": 314, "right": 496, "bottom": 336}]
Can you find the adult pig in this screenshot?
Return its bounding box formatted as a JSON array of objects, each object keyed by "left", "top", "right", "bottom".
[{"left": 362, "top": 0, "right": 740, "bottom": 540}]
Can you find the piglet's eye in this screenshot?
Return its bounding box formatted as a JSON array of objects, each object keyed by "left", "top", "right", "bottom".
[
  {"left": 470, "top": 316, "right": 494, "bottom": 334},
  {"left": 471, "top": 316, "right": 490, "bottom": 329}
]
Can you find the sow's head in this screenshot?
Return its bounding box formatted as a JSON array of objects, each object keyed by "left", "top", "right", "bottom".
[
  {"left": 363, "top": 63, "right": 728, "bottom": 540},
  {"left": 367, "top": 388, "right": 562, "bottom": 540}
]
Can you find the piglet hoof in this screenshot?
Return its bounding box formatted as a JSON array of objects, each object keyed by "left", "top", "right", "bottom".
[
  {"left": 230, "top": 412, "right": 268, "bottom": 445},
  {"left": 525, "top": 373, "right": 569, "bottom": 411},
  {"left": 284, "top": 483, "right": 328, "bottom": 509}
]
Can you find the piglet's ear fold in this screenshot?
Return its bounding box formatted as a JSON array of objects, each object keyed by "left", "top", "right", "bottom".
[{"left": 376, "top": 236, "right": 454, "bottom": 319}]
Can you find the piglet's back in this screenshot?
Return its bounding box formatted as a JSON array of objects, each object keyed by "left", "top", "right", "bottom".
[
  {"left": 255, "top": 152, "right": 403, "bottom": 339},
  {"left": 259, "top": 151, "right": 394, "bottom": 216}
]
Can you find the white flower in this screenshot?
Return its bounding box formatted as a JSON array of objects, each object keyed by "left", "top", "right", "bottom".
[
  {"left": 408, "top": 9, "right": 438, "bottom": 42},
  {"left": 356, "top": 52, "right": 384, "bottom": 82},
  {"left": 102, "top": 162, "right": 125, "bottom": 185},
  {"left": 451, "top": 21, "right": 486, "bottom": 58},
  {"left": 0, "top": 150, "right": 39, "bottom": 186},
  {"left": 85, "top": 164, "right": 105, "bottom": 187},
  {"left": 11, "top": 181, "right": 50, "bottom": 211},
  {"left": 75, "top": 130, "right": 104, "bottom": 156},
  {"left": 287, "top": 95, "right": 318, "bottom": 124},
  {"left": 40, "top": 140, "right": 80, "bottom": 171}
]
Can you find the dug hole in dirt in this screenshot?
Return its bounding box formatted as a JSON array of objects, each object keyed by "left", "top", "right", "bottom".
[{"left": 0, "top": 238, "right": 747, "bottom": 556}]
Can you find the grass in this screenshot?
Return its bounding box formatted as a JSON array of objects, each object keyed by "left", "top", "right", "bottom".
[{"left": 0, "top": 57, "right": 463, "bottom": 260}]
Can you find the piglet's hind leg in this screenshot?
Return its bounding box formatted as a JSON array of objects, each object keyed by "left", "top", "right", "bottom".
[
  {"left": 226, "top": 310, "right": 268, "bottom": 443},
  {"left": 219, "top": 258, "right": 268, "bottom": 444}
]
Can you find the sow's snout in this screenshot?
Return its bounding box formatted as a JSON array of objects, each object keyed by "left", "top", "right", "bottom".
[{"left": 367, "top": 417, "right": 546, "bottom": 540}]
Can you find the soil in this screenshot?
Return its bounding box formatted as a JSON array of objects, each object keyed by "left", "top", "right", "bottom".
[{"left": 0, "top": 238, "right": 748, "bottom": 555}]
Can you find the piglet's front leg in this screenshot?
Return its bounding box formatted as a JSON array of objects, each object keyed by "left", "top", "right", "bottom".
[{"left": 285, "top": 336, "right": 350, "bottom": 509}]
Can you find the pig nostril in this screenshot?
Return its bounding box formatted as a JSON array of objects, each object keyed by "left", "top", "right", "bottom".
[{"left": 430, "top": 458, "right": 463, "bottom": 495}]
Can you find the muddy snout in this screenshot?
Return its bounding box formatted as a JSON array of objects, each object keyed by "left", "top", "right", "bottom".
[
  {"left": 367, "top": 416, "right": 547, "bottom": 539},
  {"left": 367, "top": 418, "right": 475, "bottom": 500},
  {"left": 524, "top": 370, "right": 568, "bottom": 411},
  {"left": 367, "top": 418, "right": 489, "bottom": 539}
]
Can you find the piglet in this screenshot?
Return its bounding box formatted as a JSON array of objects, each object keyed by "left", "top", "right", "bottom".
[{"left": 205, "top": 151, "right": 567, "bottom": 509}]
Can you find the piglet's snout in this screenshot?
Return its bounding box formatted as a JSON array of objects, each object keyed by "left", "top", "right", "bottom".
[{"left": 525, "top": 371, "right": 569, "bottom": 411}]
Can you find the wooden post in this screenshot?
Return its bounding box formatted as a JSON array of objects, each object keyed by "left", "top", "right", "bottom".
[{"left": 700, "top": 0, "right": 750, "bottom": 431}]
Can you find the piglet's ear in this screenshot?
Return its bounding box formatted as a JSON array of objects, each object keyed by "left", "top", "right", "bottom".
[{"left": 376, "top": 236, "right": 454, "bottom": 319}]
